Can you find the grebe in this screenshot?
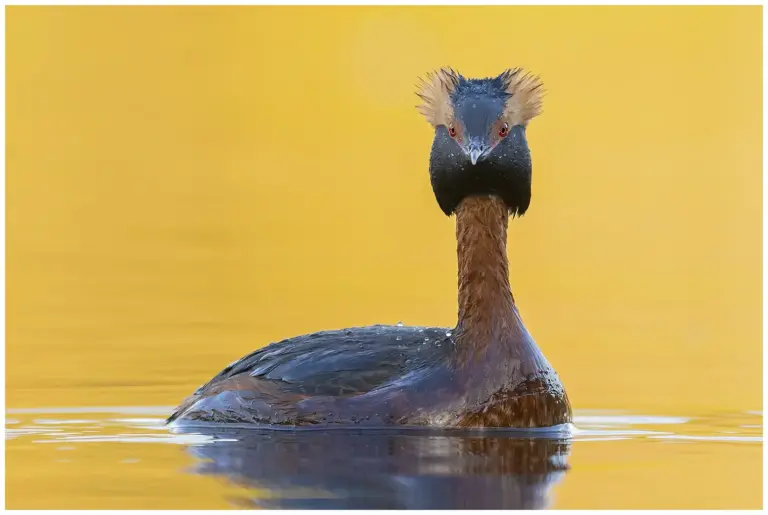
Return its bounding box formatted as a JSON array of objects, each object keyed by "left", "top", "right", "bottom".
[{"left": 168, "top": 67, "right": 571, "bottom": 428}]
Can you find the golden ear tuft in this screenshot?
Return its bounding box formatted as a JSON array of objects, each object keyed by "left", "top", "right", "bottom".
[
  {"left": 500, "top": 68, "right": 545, "bottom": 126},
  {"left": 416, "top": 67, "right": 460, "bottom": 128}
]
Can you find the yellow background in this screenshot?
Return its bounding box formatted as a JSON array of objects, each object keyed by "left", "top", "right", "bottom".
[{"left": 5, "top": 6, "right": 762, "bottom": 509}]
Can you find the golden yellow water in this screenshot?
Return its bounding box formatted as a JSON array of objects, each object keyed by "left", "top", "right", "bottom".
[{"left": 5, "top": 5, "right": 762, "bottom": 509}]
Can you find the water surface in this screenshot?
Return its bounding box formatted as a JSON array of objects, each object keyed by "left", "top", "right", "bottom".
[{"left": 6, "top": 407, "right": 762, "bottom": 509}]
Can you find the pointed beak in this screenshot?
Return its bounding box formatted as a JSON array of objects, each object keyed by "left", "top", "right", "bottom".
[
  {"left": 466, "top": 140, "right": 489, "bottom": 165},
  {"left": 470, "top": 148, "right": 482, "bottom": 165}
]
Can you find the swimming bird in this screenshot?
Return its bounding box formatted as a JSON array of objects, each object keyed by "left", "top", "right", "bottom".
[{"left": 167, "top": 67, "right": 571, "bottom": 428}]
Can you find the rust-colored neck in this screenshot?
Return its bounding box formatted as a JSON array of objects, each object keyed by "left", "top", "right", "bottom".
[{"left": 455, "top": 196, "right": 521, "bottom": 348}]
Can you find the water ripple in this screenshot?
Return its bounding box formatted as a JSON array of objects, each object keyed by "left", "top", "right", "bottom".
[{"left": 5, "top": 406, "right": 761, "bottom": 509}]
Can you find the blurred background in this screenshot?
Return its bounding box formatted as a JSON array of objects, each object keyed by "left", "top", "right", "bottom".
[{"left": 5, "top": 5, "right": 762, "bottom": 509}]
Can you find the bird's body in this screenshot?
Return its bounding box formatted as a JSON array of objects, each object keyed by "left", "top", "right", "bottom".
[
  {"left": 168, "top": 323, "right": 569, "bottom": 428},
  {"left": 168, "top": 67, "right": 572, "bottom": 428},
  {"left": 168, "top": 325, "right": 456, "bottom": 426}
]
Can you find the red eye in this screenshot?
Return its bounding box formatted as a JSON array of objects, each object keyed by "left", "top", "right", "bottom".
[
  {"left": 448, "top": 125, "right": 457, "bottom": 138},
  {"left": 498, "top": 123, "right": 509, "bottom": 138}
]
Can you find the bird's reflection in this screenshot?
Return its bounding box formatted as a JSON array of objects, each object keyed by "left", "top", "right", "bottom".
[{"left": 177, "top": 426, "right": 572, "bottom": 509}]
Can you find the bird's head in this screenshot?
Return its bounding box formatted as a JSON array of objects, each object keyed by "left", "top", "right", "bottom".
[{"left": 417, "top": 67, "right": 543, "bottom": 217}]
